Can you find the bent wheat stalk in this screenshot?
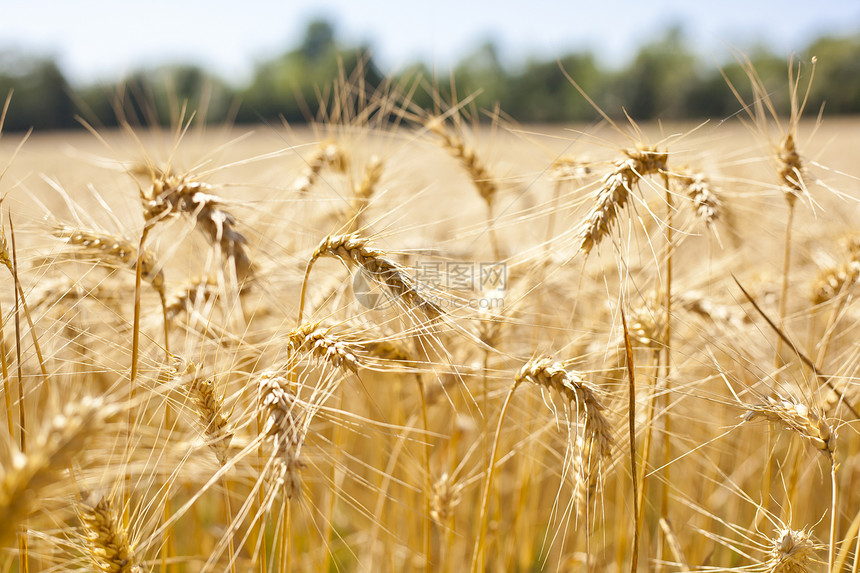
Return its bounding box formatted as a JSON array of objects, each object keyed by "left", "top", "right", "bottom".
[{"left": 471, "top": 357, "right": 611, "bottom": 572}]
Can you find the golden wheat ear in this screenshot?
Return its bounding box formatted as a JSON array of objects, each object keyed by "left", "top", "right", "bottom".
[
  {"left": 298, "top": 232, "right": 443, "bottom": 325},
  {"left": 767, "top": 527, "right": 819, "bottom": 573},
  {"left": 52, "top": 223, "right": 166, "bottom": 300},
  {"left": 78, "top": 493, "right": 140, "bottom": 573},
  {"left": 576, "top": 145, "right": 669, "bottom": 255},
  {"left": 143, "top": 173, "right": 254, "bottom": 281},
  {"left": 258, "top": 371, "right": 306, "bottom": 500},
  {"left": 0, "top": 397, "right": 108, "bottom": 545}
]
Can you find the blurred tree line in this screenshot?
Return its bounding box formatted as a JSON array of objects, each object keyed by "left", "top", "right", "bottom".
[{"left": 1, "top": 19, "right": 859, "bottom": 131}]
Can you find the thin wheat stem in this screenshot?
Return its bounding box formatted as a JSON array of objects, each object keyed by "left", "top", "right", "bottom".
[
  {"left": 0, "top": 294, "right": 11, "bottom": 437},
  {"left": 621, "top": 306, "right": 640, "bottom": 573},
  {"left": 776, "top": 201, "right": 796, "bottom": 369},
  {"left": 830, "top": 460, "right": 838, "bottom": 572},
  {"left": 471, "top": 381, "right": 518, "bottom": 573}
]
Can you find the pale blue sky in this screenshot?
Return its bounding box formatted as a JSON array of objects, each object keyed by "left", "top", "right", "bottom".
[{"left": 2, "top": 0, "right": 859, "bottom": 84}]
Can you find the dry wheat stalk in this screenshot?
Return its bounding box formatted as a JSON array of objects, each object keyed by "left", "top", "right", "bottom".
[
  {"left": 142, "top": 174, "right": 252, "bottom": 281},
  {"left": 767, "top": 527, "right": 818, "bottom": 573},
  {"left": 53, "top": 223, "right": 165, "bottom": 301},
  {"left": 576, "top": 145, "right": 668, "bottom": 255},
  {"left": 259, "top": 371, "right": 306, "bottom": 499},
  {"left": 743, "top": 395, "right": 835, "bottom": 461},
  {"left": 0, "top": 397, "right": 105, "bottom": 544},
  {"left": 291, "top": 141, "right": 348, "bottom": 194},
  {"left": 515, "top": 358, "right": 612, "bottom": 500},
  {"left": 79, "top": 493, "right": 141, "bottom": 573}
]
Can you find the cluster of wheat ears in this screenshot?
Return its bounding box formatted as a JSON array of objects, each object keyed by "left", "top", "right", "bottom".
[{"left": 0, "top": 55, "right": 858, "bottom": 572}]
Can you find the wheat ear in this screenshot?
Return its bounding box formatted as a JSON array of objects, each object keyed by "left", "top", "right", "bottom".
[
  {"left": 186, "top": 366, "right": 233, "bottom": 466},
  {"left": 259, "top": 371, "right": 306, "bottom": 500},
  {"left": 79, "top": 493, "right": 141, "bottom": 573},
  {"left": 143, "top": 174, "right": 253, "bottom": 281},
  {"left": 743, "top": 395, "right": 834, "bottom": 460},
  {"left": 425, "top": 117, "right": 501, "bottom": 258},
  {"left": 673, "top": 169, "right": 721, "bottom": 226},
  {"left": 298, "top": 233, "right": 442, "bottom": 324},
  {"left": 287, "top": 321, "right": 361, "bottom": 374},
  {"left": 345, "top": 155, "right": 384, "bottom": 233},
  {"left": 577, "top": 145, "right": 668, "bottom": 255},
  {"left": 291, "top": 141, "right": 349, "bottom": 194},
  {"left": 0, "top": 397, "right": 106, "bottom": 545},
  {"left": 53, "top": 223, "right": 166, "bottom": 301},
  {"left": 472, "top": 357, "right": 611, "bottom": 571},
  {"left": 767, "top": 527, "right": 818, "bottom": 573}
]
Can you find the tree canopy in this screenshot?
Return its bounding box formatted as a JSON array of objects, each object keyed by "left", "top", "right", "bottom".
[{"left": 1, "top": 19, "right": 858, "bottom": 131}]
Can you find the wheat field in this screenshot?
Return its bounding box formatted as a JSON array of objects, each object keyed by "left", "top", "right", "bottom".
[{"left": 0, "top": 63, "right": 859, "bottom": 573}]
